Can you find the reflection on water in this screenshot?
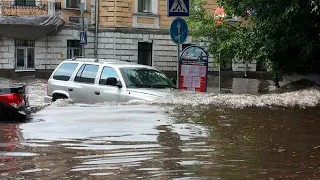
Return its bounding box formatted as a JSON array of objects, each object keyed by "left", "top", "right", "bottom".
[{"left": 1, "top": 104, "right": 320, "bottom": 179}]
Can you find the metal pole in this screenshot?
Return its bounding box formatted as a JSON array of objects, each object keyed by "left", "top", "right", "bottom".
[
  {"left": 113, "top": 0, "right": 116, "bottom": 59},
  {"left": 177, "top": 44, "right": 180, "bottom": 88},
  {"left": 219, "top": 53, "right": 221, "bottom": 93},
  {"left": 94, "top": 0, "right": 99, "bottom": 59},
  {"left": 81, "top": 10, "right": 85, "bottom": 58}
]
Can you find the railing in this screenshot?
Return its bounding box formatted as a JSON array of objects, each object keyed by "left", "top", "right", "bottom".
[{"left": 0, "top": 0, "right": 62, "bottom": 16}]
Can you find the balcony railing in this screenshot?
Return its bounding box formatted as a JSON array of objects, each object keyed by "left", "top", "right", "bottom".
[{"left": 0, "top": 0, "right": 62, "bottom": 16}]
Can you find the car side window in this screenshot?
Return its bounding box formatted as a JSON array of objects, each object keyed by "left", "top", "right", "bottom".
[
  {"left": 99, "top": 66, "right": 120, "bottom": 85},
  {"left": 52, "top": 62, "right": 78, "bottom": 81},
  {"left": 74, "top": 64, "right": 99, "bottom": 84}
]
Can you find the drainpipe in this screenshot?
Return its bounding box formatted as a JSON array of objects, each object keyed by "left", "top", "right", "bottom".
[
  {"left": 94, "top": 0, "right": 99, "bottom": 59},
  {"left": 113, "top": 0, "right": 116, "bottom": 59},
  {"left": 45, "top": 36, "right": 48, "bottom": 77}
]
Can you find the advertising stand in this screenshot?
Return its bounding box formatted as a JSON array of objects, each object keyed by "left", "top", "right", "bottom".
[{"left": 179, "top": 46, "right": 209, "bottom": 92}]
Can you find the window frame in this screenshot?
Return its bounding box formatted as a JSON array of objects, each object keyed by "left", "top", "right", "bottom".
[
  {"left": 137, "top": 0, "right": 151, "bottom": 13},
  {"left": 65, "top": 0, "right": 80, "bottom": 9},
  {"left": 52, "top": 62, "right": 79, "bottom": 81},
  {"left": 74, "top": 64, "right": 100, "bottom": 84},
  {"left": 98, "top": 66, "right": 121, "bottom": 86},
  {"left": 67, "top": 40, "right": 82, "bottom": 59},
  {"left": 14, "top": 0, "right": 36, "bottom": 6},
  {"left": 135, "top": 0, "right": 157, "bottom": 14},
  {"left": 15, "top": 40, "right": 35, "bottom": 70}
]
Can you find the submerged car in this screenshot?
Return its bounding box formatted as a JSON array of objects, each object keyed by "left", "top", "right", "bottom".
[
  {"left": 44, "top": 58, "right": 177, "bottom": 104},
  {"left": 0, "top": 84, "right": 29, "bottom": 121}
]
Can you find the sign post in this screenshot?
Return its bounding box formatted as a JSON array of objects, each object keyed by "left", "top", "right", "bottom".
[
  {"left": 168, "top": 0, "right": 189, "bottom": 88},
  {"left": 179, "top": 46, "right": 209, "bottom": 92},
  {"left": 169, "top": 17, "right": 188, "bottom": 88},
  {"left": 79, "top": 3, "right": 86, "bottom": 57}
]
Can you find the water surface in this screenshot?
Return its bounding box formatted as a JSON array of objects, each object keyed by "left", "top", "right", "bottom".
[{"left": 1, "top": 104, "right": 320, "bottom": 179}]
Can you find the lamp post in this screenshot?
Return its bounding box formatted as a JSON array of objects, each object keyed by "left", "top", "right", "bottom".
[{"left": 214, "top": 6, "right": 226, "bottom": 93}]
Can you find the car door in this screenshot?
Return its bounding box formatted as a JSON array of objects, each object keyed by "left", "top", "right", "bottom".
[
  {"left": 94, "top": 66, "right": 127, "bottom": 103},
  {"left": 67, "top": 64, "right": 100, "bottom": 104}
]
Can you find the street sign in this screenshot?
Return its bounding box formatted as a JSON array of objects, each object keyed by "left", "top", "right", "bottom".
[
  {"left": 167, "top": 0, "right": 189, "bottom": 17},
  {"left": 69, "top": 16, "right": 80, "bottom": 23},
  {"left": 79, "top": 3, "right": 85, "bottom": 13},
  {"left": 178, "top": 45, "right": 209, "bottom": 92},
  {"left": 79, "top": 18, "right": 88, "bottom": 31},
  {"left": 169, "top": 17, "right": 188, "bottom": 44},
  {"left": 80, "top": 31, "right": 87, "bottom": 46}
]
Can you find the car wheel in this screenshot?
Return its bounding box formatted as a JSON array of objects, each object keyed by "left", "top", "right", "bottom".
[{"left": 52, "top": 94, "right": 68, "bottom": 102}]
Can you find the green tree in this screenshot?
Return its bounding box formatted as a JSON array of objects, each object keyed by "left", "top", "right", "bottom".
[
  {"left": 187, "top": 0, "right": 320, "bottom": 74},
  {"left": 186, "top": 0, "right": 263, "bottom": 71}
]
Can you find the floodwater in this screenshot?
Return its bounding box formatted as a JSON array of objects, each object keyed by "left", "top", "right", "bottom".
[
  {"left": 1, "top": 104, "right": 320, "bottom": 179},
  {"left": 1, "top": 77, "right": 320, "bottom": 179}
]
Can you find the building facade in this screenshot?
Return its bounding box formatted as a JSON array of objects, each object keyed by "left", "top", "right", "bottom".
[{"left": 0, "top": 0, "right": 260, "bottom": 77}]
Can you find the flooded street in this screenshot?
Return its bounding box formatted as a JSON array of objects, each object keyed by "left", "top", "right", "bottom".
[
  {"left": 1, "top": 77, "right": 320, "bottom": 179},
  {"left": 1, "top": 104, "right": 320, "bottom": 179}
]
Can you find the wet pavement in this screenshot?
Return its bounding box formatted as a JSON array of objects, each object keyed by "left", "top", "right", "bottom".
[
  {"left": 1, "top": 77, "right": 320, "bottom": 179},
  {"left": 1, "top": 104, "right": 320, "bottom": 179}
]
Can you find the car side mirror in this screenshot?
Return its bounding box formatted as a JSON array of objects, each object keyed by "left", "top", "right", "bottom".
[
  {"left": 106, "top": 77, "right": 122, "bottom": 88},
  {"left": 171, "top": 78, "right": 177, "bottom": 85}
]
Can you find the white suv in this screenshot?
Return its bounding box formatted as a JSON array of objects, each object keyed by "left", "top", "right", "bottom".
[{"left": 44, "top": 58, "right": 177, "bottom": 104}]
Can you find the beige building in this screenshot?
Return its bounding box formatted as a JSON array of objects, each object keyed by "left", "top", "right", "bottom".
[{"left": 0, "top": 0, "right": 258, "bottom": 77}]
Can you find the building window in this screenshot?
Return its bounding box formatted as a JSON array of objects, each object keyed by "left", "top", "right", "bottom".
[
  {"left": 67, "top": 40, "right": 82, "bottom": 59},
  {"left": 138, "top": 0, "right": 152, "bottom": 13},
  {"left": 66, "top": 0, "right": 80, "bottom": 8},
  {"left": 14, "top": 0, "right": 36, "bottom": 6},
  {"left": 138, "top": 42, "right": 152, "bottom": 66},
  {"left": 15, "top": 40, "right": 35, "bottom": 70}
]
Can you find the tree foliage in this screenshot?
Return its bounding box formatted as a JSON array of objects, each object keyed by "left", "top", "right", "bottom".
[{"left": 187, "top": 0, "right": 320, "bottom": 74}]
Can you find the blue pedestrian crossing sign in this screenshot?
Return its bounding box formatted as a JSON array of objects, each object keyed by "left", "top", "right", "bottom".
[
  {"left": 170, "top": 17, "right": 188, "bottom": 44},
  {"left": 80, "top": 31, "right": 87, "bottom": 46},
  {"left": 167, "top": 0, "right": 189, "bottom": 17}
]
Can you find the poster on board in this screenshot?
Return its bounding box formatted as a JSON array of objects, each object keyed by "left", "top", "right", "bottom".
[{"left": 179, "top": 45, "right": 209, "bottom": 92}]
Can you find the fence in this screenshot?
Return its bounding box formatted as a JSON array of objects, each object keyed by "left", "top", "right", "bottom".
[{"left": 0, "top": 0, "right": 61, "bottom": 16}]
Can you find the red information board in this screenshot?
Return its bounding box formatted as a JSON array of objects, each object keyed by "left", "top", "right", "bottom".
[{"left": 178, "top": 46, "right": 209, "bottom": 92}]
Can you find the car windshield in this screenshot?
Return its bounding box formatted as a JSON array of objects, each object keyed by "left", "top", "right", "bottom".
[{"left": 120, "top": 67, "right": 176, "bottom": 89}]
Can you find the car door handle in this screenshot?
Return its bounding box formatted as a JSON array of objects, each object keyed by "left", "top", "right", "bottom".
[
  {"left": 95, "top": 91, "right": 100, "bottom": 95},
  {"left": 68, "top": 88, "right": 73, "bottom": 91}
]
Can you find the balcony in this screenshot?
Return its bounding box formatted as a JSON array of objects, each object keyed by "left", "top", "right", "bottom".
[
  {"left": 0, "top": 0, "right": 65, "bottom": 40},
  {"left": 0, "top": 0, "right": 62, "bottom": 16}
]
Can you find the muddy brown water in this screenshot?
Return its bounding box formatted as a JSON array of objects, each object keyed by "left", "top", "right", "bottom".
[{"left": 0, "top": 104, "right": 320, "bottom": 179}]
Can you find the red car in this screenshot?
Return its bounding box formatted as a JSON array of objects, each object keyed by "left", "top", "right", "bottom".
[{"left": 0, "top": 84, "right": 29, "bottom": 122}]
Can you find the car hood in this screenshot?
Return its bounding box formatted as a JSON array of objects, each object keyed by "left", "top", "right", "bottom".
[{"left": 127, "top": 88, "right": 177, "bottom": 98}]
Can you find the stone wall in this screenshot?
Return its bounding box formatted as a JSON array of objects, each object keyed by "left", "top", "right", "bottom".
[
  {"left": 0, "top": 37, "right": 15, "bottom": 69},
  {"left": 0, "top": 26, "right": 257, "bottom": 72}
]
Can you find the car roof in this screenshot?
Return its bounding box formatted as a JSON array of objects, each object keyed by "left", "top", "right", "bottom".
[{"left": 62, "top": 58, "right": 156, "bottom": 69}]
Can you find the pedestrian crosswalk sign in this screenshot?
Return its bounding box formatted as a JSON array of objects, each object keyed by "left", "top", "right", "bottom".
[
  {"left": 167, "top": 0, "right": 189, "bottom": 17},
  {"left": 80, "top": 31, "right": 87, "bottom": 46}
]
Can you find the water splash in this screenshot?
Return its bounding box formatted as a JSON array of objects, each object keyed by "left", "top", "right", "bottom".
[
  {"left": 129, "top": 88, "right": 320, "bottom": 108},
  {"left": 41, "top": 88, "right": 320, "bottom": 109},
  {"left": 4, "top": 77, "right": 318, "bottom": 109}
]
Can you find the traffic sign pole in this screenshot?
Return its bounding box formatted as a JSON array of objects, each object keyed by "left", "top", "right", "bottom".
[
  {"left": 169, "top": 17, "right": 188, "bottom": 89},
  {"left": 177, "top": 39, "right": 180, "bottom": 89},
  {"left": 168, "top": 0, "right": 190, "bottom": 89},
  {"left": 80, "top": 3, "right": 85, "bottom": 58}
]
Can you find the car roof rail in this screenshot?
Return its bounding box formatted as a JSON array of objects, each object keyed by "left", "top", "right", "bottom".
[
  {"left": 98, "top": 58, "right": 132, "bottom": 63},
  {"left": 71, "top": 56, "right": 86, "bottom": 61},
  {"left": 70, "top": 56, "right": 132, "bottom": 63}
]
